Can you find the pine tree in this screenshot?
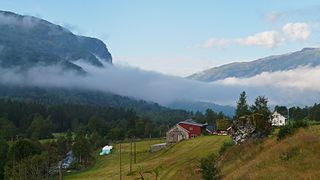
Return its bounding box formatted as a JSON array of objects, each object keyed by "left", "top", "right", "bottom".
[
  {"left": 250, "top": 96, "right": 270, "bottom": 118},
  {"left": 72, "top": 134, "right": 92, "bottom": 164},
  {"left": 205, "top": 109, "right": 217, "bottom": 125},
  {"left": 250, "top": 96, "right": 271, "bottom": 134},
  {"left": 235, "top": 91, "right": 250, "bottom": 118},
  {"left": 0, "top": 138, "right": 8, "bottom": 179}
]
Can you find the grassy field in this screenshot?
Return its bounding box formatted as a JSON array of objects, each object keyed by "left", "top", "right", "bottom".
[
  {"left": 66, "top": 135, "right": 230, "bottom": 180},
  {"left": 39, "top": 132, "right": 68, "bottom": 143},
  {"left": 65, "top": 125, "right": 320, "bottom": 179},
  {"left": 218, "top": 125, "right": 320, "bottom": 179}
]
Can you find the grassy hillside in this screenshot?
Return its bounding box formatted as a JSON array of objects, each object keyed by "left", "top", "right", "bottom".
[
  {"left": 219, "top": 125, "right": 320, "bottom": 179},
  {"left": 66, "top": 136, "right": 230, "bottom": 180}
]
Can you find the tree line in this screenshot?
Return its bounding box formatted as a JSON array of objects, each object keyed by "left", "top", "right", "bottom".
[{"left": 0, "top": 99, "right": 188, "bottom": 142}]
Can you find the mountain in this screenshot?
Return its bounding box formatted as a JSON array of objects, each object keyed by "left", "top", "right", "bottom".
[
  {"left": 168, "top": 100, "right": 235, "bottom": 117},
  {"left": 0, "top": 11, "right": 112, "bottom": 72},
  {"left": 188, "top": 47, "right": 320, "bottom": 82},
  {"left": 0, "top": 11, "right": 191, "bottom": 122}
]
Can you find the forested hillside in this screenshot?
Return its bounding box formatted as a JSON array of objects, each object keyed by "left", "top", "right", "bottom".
[
  {"left": 0, "top": 98, "right": 188, "bottom": 140},
  {"left": 0, "top": 85, "right": 191, "bottom": 122}
]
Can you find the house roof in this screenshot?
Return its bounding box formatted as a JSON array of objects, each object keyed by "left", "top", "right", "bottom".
[
  {"left": 206, "top": 125, "right": 215, "bottom": 133},
  {"left": 167, "top": 124, "right": 190, "bottom": 134},
  {"left": 178, "top": 119, "right": 206, "bottom": 127},
  {"left": 272, "top": 111, "right": 287, "bottom": 119}
]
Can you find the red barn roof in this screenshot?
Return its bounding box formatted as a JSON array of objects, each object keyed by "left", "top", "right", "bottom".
[{"left": 178, "top": 119, "right": 206, "bottom": 138}]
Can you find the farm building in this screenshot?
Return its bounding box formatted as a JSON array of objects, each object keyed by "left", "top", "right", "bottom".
[
  {"left": 166, "top": 119, "right": 211, "bottom": 143},
  {"left": 151, "top": 143, "right": 167, "bottom": 152},
  {"left": 270, "top": 111, "right": 287, "bottom": 126},
  {"left": 166, "top": 124, "right": 189, "bottom": 143}
]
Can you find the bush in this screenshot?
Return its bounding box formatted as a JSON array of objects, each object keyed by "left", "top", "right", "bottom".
[
  {"left": 200, "top": 154, "right": 220, "bottom": 180},
  {"left": 219, "top": 141, "right": 233, "bottom": 155},
  {"left": 292, "top": 120, "right": 309, "bottom": 129},
  {"left": 277, "top": 120, "right": 309, "bottom": 140},
  {"left": 277, "top": 123, "right": 295, "bottom": 140},
  {"left": 202, "top": 130, "right": 209, "bottom": 136}
]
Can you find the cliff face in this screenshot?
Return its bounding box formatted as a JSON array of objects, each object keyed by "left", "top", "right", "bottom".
[{"left": 0, "top": 11, "right": 112, "bottom": 72}]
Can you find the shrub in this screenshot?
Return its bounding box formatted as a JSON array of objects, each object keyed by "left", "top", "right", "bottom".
[
  {"left": 277, "top": 120, "right": 309, "bottom": 140},
  {"left": 277, "top": 123, "right": 295, "bottom": 140},
  {"left": 292, "top": 120, "right": 309, "bottom": 129},
  {"left": 200, "top": 154, "right": 220, "bottom": 180},
  {"left": 202, "top": 130, "right": 209, "bottom": 136},
  {"left": 219, "top": 141, "right": 233, "bottom": 156}
]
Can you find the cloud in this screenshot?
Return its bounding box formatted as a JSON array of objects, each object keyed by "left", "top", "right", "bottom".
[
  {"left": 235, "top": 30, "right": 283, "bottom": 48},
  {"left": 0, "top": 63, "right": 233, "bottom": 105},
  {"left": 216, "top": 66, "right": 320, "bottom": 91},
  {"left": 114, "top": 56, "right": 221, "bottom": 77},
  {"left": 264, "top": 11, "right": 283, "bottom": 23},
  {"left": 214, "top": 66, "right": 320, "bottom": 105},
  {"left": 282, "top": 22, "right": 310, "bottom": 41},
  {"left": 0, "top": 62, "right": 320, "bottom": 107},
  {"left": 264, "top": 6, "right": 320, "bottom": 24},
  {"left": 198, "top": 22, "right": 311, "bottom": 49},
  {"left": 0, "top": 12, "right": 40, "bottom": 29}
]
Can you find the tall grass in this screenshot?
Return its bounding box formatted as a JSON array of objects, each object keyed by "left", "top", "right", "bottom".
[{"left": 218, "top": 125, "right": 320, "bottom": 179}]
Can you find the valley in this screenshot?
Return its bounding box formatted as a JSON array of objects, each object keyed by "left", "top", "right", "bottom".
[{"left": 1, "top": 3, "right": 320, "bottom": 180}]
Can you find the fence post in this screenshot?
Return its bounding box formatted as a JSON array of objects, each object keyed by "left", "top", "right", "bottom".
[
  {"left": 59, "top": 161, "right": 63, "bottom": 180},
  {"left": 120, "top": 143, "right": 122, "bottom": 180},
  {"left": 130, "top": 138, "right": 132, "bottom": 173}
]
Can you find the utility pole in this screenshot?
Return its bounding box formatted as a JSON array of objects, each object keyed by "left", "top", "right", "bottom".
[
  {"left": 149, "top": 134, "right": 152, "bottom": 152},
  {"left": 134, "top": 138, "right": 136, "bottom": 164},
  {"left": 130, "top": 138, "right": 132, "bottom": 173},
  {"left": 58, "top": 161, "right": 63, "bottom": 180},
  {"left": 119, "top": 143, "right": 122, "bottom": 180},
  {"left": 287, "top": 107, "right": 290, "bottom": 121}
]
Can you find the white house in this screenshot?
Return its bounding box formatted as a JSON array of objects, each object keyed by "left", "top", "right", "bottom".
[{"left": 270, "top": 111, "right": 287, "bottom": 126}]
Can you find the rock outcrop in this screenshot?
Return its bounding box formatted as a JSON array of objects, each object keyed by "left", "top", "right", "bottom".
[{"left": 231, "top": 114, "right": 271, "bottom": 144}]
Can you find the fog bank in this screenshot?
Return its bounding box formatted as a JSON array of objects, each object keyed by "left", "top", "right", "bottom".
[{"left": 0, "top": 62, "right": 319, "bottom": 107}]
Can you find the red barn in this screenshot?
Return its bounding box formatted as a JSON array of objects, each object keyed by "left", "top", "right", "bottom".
[
  {"left": 178, "top": 120, "right": 206, "bottom": 138},
  {"left": 166, "top": 119, "right": 213, "bottom": 143}
]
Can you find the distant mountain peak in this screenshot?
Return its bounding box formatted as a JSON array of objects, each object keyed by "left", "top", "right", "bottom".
[
  {"left": 301, "top": 47, "right": 316, "bottom": 52},
  {"left": 188, "top": 47, "right": 320, "bottom": 82},
  {"left": 0, "top": 10, "right": 112, "bottom": 72}
]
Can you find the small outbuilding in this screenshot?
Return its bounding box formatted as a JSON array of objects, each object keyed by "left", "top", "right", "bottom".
[{"left": 151, "top": 143, "right": 167, "bottom": 152}]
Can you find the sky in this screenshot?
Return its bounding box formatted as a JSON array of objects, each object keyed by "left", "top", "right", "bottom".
[{"left": 1, "top": 0, "right": 320, "bottom": 76}]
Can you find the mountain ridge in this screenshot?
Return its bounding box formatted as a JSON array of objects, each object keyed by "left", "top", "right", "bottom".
[
  {"left": 188, "top": 47, "right": 320, "bottom": 82},
  {"left": 168, "top": 100, "right": 235, "bottom": 117}
]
